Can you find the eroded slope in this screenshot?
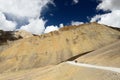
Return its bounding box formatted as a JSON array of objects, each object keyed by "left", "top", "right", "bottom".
[
  {"left": 77, "top": 40, "right": 120, "bottom": 67},
  {"left": 0, "top": 22, "right": 120, "bottom": 73}
]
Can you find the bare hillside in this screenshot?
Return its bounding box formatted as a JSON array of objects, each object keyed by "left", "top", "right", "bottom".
[
  {"left": 0, "top": 62, "right": 120, "bottom": 80},
  {"left": 77, "top": 40, "right": 120, "bottom": 67},
  {"left": 0, "top": 22, "right": 120, "bottom": 73}
]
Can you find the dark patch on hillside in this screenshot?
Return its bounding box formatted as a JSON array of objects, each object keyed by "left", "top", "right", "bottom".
[
  {"left": 0, "top": 30, "right": 21, "bottom": 45},
  {"left": 66, "top": 51, "right": 93, "bottom": 61}
]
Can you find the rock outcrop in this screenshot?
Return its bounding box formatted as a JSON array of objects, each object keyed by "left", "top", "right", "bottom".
[
  {"left": 0, "top": 30, "right": 33, "bottom": 53},
  {"left": 0, "top": 30, "right": 33, "bottom": 44},
  {"left": 0, "top": 30, "right": 16, "bottom": 44}
]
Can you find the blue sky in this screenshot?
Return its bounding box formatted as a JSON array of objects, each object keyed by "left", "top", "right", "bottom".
[
  {"left": 0, "top": 0, "right": 120, "bottom": 34},
  {"left": 43, "top": 0, "right": 100, "bottom": 26}
]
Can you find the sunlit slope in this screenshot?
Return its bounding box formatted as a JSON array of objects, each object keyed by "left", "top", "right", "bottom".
[
  {"left": 77, "top": 40, "right": 120, "bottom": 67},
  {"left": 0, "top": 62, "right": 120, "bottom": 80},
  {"left": 0, "top": 22, "right": 120, "bottom": 73},
  {"left": 0, "top": 30, "right": 33, "bottom": 53}
]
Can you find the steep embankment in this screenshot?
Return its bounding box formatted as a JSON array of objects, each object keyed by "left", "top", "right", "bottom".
[
  {"left": 0, "top": 22, "right": 120, "bottom": 73},
  {"left": 77, "top": 40, "right": 120, "bottom": 67}
]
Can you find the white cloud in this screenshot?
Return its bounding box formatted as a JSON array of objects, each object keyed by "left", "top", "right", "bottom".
[
  {"left": 0, "top": 0, "right": 53, "bottom": 34},
  {"left": 44, "top": 25, "right": 59, "bottom": 33},
  {"left": 72, "top": 0, "right": 79, "bottom": 5},
  {"left": 0, "top": 0, "right": 52, "bottom": 18},
  {"left": 20, "top": 19, "right": 46, "bottom": 34},
  {"left": 59, "top": 23, "right": 64, "bottom": 28},
  {"left": 0, "top": 12, "right": 16, "bottom": 31},
  {"left": 91, "top": 10, "right": 120, "bottom": 27},
  {"left": 71, "top": 21, "right": 83, "bottom": 26},
  {"left": 97, "top": 0, "right": 120, "bottom": 11},
  {"left": 91, "top": 0, "right": 120, "bottom": 28},
  {"left": 91, "top": 15, "right": 101, "bottom": 22}
]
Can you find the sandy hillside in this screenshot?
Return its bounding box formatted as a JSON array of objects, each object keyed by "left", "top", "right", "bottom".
[
  {"left": 76, "top": 40, "right": 120, "bottom": 67},
  {"left": 0, "top": 62, "right": 120, "bottom": 80},
  {"left": 0, "top": 22, "right": 120, "bottom": 73},
  {"left": 0, "top": 22, "right": 120, "bottom": 80}
]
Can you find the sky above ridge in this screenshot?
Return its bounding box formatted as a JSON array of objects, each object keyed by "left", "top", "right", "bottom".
[
  {"left": 0, "top": 0, "right": 120, "bottom": 34},
  {"left": 42, "top": 0, "right": 99, "bottom": 26}
]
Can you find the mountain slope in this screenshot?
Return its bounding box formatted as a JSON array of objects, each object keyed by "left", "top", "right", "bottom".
[
  {"left": 76, "top": 40, "right": 120, "bottom": 67},
  {"left": 0, "top": 30, "right": 33, "bottom": 53},
  {"left": 0, "top": 22, "right": 120, "bottom": 73},
  {"left": 0, "top": 62, "right": 120, "bottom": 80}
]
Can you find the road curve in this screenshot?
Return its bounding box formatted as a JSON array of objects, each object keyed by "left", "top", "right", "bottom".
[{"left": 66, "top": 61, "right": 120, "bottom": 73}]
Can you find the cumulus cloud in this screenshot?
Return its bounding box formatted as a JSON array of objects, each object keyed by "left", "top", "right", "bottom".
[
  {"left": 0, "top": 0, "right": 53, "bottom": 34},
  {"left": 91, "top": 10, "right": 120, "bottom": 27},
  {"left": 72, "top": 0, "right": 79, "bottom": 5},
  {"left": 44, "top": 25, "right": 59, "bottom": 33},
  {"left": 97, "top": 0, "right": 120, "bottom": 11},
  {"left": 0, "top": 0, "right": 52, "bottom": 18},
  {"left": 91, "top": 15, "right": 101, "bottom": 22},
  {"left": 20, "top": 19, "right": 46, "bottom": 34},
  {"left": 0, "top": 12, "right": 16, "bottom": 31},
  {"left": 71, "top": 21, "right": 83, "bottom": 26},
  {"left": 44, "top": 23, "right": 65, "bottom": 33},
  {"left": 59, "top": 23, "right": 64, "bottom": 28},
  {"left": 91, "top": 0, "right": 120, "bottom": 28}
]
